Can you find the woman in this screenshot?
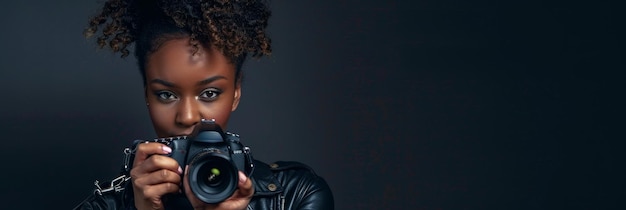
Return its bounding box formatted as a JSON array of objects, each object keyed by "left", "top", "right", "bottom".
[{"left": 74, "top": 0, "right": 333, "bottom": 209}]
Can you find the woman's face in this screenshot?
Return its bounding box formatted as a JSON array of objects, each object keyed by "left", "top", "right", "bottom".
[{"left": 144, "top": 38, "right": 241, "bottom": 138}]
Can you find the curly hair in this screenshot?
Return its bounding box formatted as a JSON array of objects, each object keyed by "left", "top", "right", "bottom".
[{"left": 84, "top": 0, "right": 272, "bottom": 84}]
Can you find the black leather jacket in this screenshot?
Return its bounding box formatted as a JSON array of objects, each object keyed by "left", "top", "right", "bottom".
[{"left": 74, "top": 160, "right": 334, "bottom": 210}]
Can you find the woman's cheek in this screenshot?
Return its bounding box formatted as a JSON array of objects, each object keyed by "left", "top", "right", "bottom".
[{"left": 149, "top": 104, "right": 176, "bottom": 137}]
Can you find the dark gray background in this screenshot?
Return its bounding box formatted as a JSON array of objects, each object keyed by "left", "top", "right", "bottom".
[{"left": 1, "top": 0, "right": 624, "bottom": 209}]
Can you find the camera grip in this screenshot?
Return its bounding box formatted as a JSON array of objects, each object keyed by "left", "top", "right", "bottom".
[{"left": 167, "top": 139, "right": 189, "bottom": 168}]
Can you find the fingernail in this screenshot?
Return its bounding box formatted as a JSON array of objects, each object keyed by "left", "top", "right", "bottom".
[
  {"left": 178, "top": 166, "right": 183, "bottom": 174},
  {"left": 162, "top": 146, "right": 172, "bottom": 153}
]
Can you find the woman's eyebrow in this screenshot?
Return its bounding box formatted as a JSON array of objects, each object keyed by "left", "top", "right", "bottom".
[
  {"left": 197, "top": 75, "right": 227, "bottom": 86},
  {"left": 149, "top": 76, "right": 226, "bottom": 87},
  {"left": 150, "top": 79, "right": 175, "bottom": 87}
]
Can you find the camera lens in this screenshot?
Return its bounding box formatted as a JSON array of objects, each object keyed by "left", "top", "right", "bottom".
[
  {"left": 188, "top": 152, "right": 238, "bottom": 204},
  {"left": 206, "top": 168, "right": 222, "bottom": 187}
]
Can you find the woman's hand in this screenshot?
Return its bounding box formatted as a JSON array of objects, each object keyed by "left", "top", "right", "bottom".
[
  {"left": 130, "top": 143, "right": 183, "bottom": 210},
  {"left": 184, "top": 169, "right": 254, "bottom": 210}
]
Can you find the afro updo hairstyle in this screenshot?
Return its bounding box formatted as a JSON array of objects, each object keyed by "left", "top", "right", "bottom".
[{"left": 84, "top": 0, "right": 272, "bottom": 85}]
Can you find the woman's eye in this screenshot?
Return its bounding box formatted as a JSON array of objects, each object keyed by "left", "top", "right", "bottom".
[
  {"left": 155, "top": 91, "right": 177, "bottom": 102},
  {"left": 199, "top": 89, "right": 221, "bottom": 101}
]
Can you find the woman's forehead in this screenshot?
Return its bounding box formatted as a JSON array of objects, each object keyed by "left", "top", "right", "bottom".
[{"left": 145, "top": 39, "right": 236, "bottom": 81}]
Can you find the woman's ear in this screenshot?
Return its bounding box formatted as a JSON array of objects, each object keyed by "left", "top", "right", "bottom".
[{"left": 232, "top": 83, "right": 242, "bottom": 111}]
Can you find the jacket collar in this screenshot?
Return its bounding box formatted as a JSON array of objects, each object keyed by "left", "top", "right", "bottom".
[{"left": 251, "top": 159, "right": 283, "bottom": 196}]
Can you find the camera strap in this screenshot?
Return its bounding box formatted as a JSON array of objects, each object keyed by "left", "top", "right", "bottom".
[
  {"left": 93, "top": 174, "right": 131, "bottom": 196},
  {"left": 92, "top": 144, "right": 138, "bottom": 196}
]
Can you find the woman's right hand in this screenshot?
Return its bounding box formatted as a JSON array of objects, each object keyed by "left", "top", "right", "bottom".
[{"left": 130, "top": 142, "right": 183, "bottom": 210}]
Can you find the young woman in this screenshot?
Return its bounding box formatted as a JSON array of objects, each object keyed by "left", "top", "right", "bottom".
[{"left": 74, "top": 1, "right": 333, "bottom": 209}]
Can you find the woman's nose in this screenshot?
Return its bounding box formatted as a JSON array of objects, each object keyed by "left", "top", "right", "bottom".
[{"left": 175, "top": 97, "right": 201, "bottom": 128}]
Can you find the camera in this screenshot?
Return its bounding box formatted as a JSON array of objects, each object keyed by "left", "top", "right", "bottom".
[{"left": 129, "top": 119, "right": 254, "bottom": 204}]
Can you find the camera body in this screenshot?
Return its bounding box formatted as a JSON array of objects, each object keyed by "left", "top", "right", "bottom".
[
  {"left": 145, "top": 119, "right": 254, "bottom": 204},
  {"left": 170, "top": 119, "right": 253, "bottom": 203}
]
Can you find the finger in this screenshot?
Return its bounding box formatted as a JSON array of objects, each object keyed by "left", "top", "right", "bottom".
[
  {"left": 133, "top": 168, "right": 182, "bottom": 186},
  {"left": 133, "top": 142, "right": 172, "bottom": 167},
  {"left": 183, "top": 165, "right": 193, "bottom": 198},
  {"left": 137, "top": 182, "right": 181, "bottom": 209},
  {"left": 233, "top": 171, "right": 254, "bottom": 198},
  {"left": 136, "top": 155, "right": 182, "bottom": 174},
  {"left": 131, "top": 155, "right": 182, "bottom": 182},
  {"left": 141, "top": 182, "right": 181, "bottom": 198}
]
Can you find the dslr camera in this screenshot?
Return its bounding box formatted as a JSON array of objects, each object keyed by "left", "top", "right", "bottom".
[{"left": 128, "top": 119, "right": 254, "bottom": 204}]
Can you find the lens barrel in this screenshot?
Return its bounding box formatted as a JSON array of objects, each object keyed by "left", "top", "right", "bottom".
[{"left": 188, "top": 151, "right": 239, "bottom": 204}]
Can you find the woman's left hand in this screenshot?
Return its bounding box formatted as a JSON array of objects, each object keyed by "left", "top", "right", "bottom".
[{"left": 183, "top": 168, "right": 254, "bottom": 210}]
